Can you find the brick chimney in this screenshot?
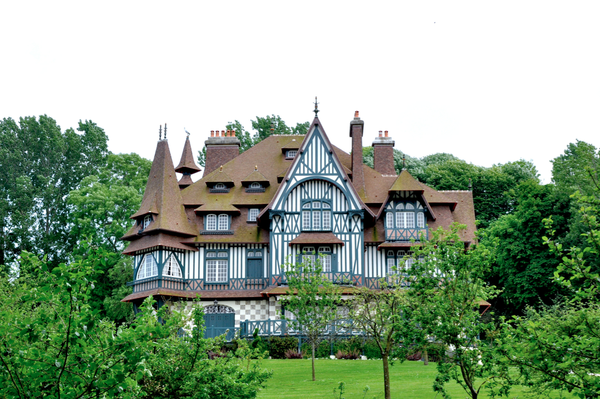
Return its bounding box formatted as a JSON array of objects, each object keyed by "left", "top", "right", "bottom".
[
  {"left": 372, "top": 130, "right": 396, "bottom": 175},
  {"left": 203, "top": 129, "right": 240, "bottom": 176},
  {"left": 349, "top": 111, "right": 365, "bottom": 194}
]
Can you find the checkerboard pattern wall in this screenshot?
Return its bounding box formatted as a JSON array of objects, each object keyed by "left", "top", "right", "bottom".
[{"left": 235, "top": 300, "right": 269, "bottom": 322}]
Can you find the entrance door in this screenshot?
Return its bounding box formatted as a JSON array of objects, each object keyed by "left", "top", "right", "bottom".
[{"left": 203, "top": 304, "right": 235, "bottom": 340}]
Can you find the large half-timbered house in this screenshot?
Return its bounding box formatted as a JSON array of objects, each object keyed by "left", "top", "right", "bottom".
[{"left": 121, "top": 111, "right": 476, "bottom": 337}]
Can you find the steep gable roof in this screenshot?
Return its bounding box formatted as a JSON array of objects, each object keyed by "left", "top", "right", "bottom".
[{"left": 259, "top": 117, "right": 375, "bottom": 221}]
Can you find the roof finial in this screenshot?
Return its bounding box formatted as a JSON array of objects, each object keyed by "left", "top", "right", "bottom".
[
  {"left": 313, "top": 96, "right": 319, "bottom": 116},
  {"left": 220, "top": 165, "right": 223, "bottom": 172},
  {"left": 164, "top": 123, "right": 167, "bottom": 139},
  {"left": 159, "top": 125, "right": 162, "bottom": 140},
  {"left": 468, "top": 178, "right": 473, "bottom": 191},
  {"left": 185, "top": 127, "right": 190, "bottom": 137},
  {"left": 255, "top": 165, "right": 258, "bottom": 171},
  {"left": 402, "top": 155, "right": 406, "bottom": 169}
]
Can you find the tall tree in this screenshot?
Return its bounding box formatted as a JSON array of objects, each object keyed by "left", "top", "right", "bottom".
[
  {"left": 482, "top": 180, "right": 571, "bottom": 316},
  {"left": 67, "top": 153, "right": 152, "bottom": 322},
  {"left": 0, "top": 116, "right": 108, "bottom": 270},
  {"left": 281, "top": 255, "right": 340, "bottom": 382},
  {"left": 407, "top": 225, "right": 509, "bottom": 399}
]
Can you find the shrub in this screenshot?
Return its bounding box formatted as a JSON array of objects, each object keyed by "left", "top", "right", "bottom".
[
  {"left": 268, "top": 336, "right": 298, "bottom": 359},
  {"left": 301, "top": 340, "right": 330, "bottom": 358},
  {"left": 284, "top": 349, "right": 304, "bottom": 359},
  {"left": 335, "top": 349, "right": 360, "bottom": 360},
  {"left": 362, "top": 339, "right": 381, "bottom": 359}
]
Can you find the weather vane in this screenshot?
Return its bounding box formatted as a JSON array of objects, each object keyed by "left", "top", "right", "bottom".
[
  {"left": 313, "top": 96, "right": 319, "bottom": 116},
  {"left": 185, "top": 127, "right": 191, "bottom": 137}
]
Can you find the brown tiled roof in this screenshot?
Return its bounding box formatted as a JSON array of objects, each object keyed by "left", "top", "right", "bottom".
[
  {"left": 289, "top": 232, "right": 345, "bottom": 246},
  {"left": 281, "top": 139, "right": 301, "bottom": 151},
  {"left": 175, "top": 136, "right": 201, "bottom": 174},
  {"left": 194, "top": 201, "right": 241, "bottom": 214},
  {"left": 377, "top": 241, "right": 423, "bottom": 249},
  {"left": 122, "top": 233, "right": 197, "bottom": 255},
  {"left": 125, "top": 140, "right": 197, "bottom": 242},
  {"left": 121, "top": 288, "right": 265, "bottom": 302},
  {"left": 439, "top": 191, "right": 477, "bottom": 242},
  {"left": 204, "top": 168, "right": 235, "bottom": 186},
  {"left": 389, "top": 169, "right": 425, "bottom": 192},
  {"left": 241, "top": 169, "right": 270, "bottom": 186}
]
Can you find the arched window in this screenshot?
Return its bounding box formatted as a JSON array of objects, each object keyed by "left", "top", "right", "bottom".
[
  {"left": 301, "top": 201, "right": 332, "bottom": 231},
  {"left": 214, "top": 183, "right": 226, "bottom": 190},
  {"left": 250, "top": 182, "right": 262, "bottom": 189},
  {"left": 137, "top": 254, "right": 158, "bottom": 279},
  {"left": 206, "top": 214, "right": 217, "bottom": 230},
  {"left": 384, "top": 200, "right": 427, "bottom": 241},
  {"left": 163, "top": 254, "right": 182, "bottom": 278}
]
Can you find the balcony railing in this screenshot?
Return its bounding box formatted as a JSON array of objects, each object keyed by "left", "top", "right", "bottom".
[
  {"left": 127, "top": 276, "right": 270, "bottom": 293},
  {"left": 271, "top": 272, "right": 361, "bottom": 286},
  {"left": 385, "top": 228, "right": 426, "bottom": 241},
  {"left": 238, "top": 319, "right": 362, "bottom": 338}
]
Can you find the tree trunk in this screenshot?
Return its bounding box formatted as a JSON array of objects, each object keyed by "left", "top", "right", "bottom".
[
  {"left": 423, "top": 347, "right": 429, "bottom": 366},
  {"left": 382, "top": 352, "right": 391, "bottom": 399},
  {"left": 311, "top": 341, "right": 316, "bottom": 381}
]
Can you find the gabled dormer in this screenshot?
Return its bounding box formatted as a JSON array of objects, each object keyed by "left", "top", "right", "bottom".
[
  {"left": 205, "top": 167, "right": 235, "bottom": 193},
  {"left": 241, "top": 167, "right": 270, "bottom": 193}
]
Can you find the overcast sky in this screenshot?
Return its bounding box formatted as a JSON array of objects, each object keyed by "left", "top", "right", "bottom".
[{"left": 2, "top": 1, "right": 599, "bottom": 184}]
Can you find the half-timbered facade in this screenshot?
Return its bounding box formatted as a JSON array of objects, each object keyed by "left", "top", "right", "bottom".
[{"left": 121, "top": 111, "right": 476, "bottom": 336}]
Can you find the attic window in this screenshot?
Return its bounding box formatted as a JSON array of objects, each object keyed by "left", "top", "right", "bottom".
[
  {"left": 142, "top": 215, "right": 152, "bottom": 230},
  {"left": 248, "top": 208, "right": 259, "bottom": 222},
  {"left": 246, "top": 182, "right": 265, "bottom": 193},
  {"left": 286, "top": 150, "right": 297, "bottom": 159},
  {"left": 210, "top": 183, "right": 229, "bottom": 193}
]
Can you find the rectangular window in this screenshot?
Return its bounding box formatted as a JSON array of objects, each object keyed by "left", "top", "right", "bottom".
[
  {"left": 302, "top": 210, "right": 311, "bottom": 230},
  {"left": 406, "top": 213, "right": 415, "bottom": 228},
  {"left": 322, "top": 254, "right": 331, "bottom": 272},
  {"left": 386, "top": 213, "right": 394, "bottom": 229},
  {"left": 206, "top": 260, "right": 227, "bottom": 282},
  {"left": 313, "top": 210, "right": 321, "bottom": 230},
  {"left": 396, "top": 212, "right": 404, "bottom": 228},
  {"left": 322, "top": 211, "right": 331, "bottom": 230},
  {"left": 417, "top": 213, "right": 425, "bottom": 228},
  {"left": 387, "top": 258, "right": 396, "bottom": 275},
  {"left": 248, "top": 208, "right": 259, "bottom": 222}
]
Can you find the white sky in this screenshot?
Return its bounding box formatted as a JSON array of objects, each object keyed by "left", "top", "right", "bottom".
[{"left": 2, "top": 1, "right": 599, "bottom": 184}]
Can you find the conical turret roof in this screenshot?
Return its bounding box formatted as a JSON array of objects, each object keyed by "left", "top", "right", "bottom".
[
  {"left": 122, "top": 139, "right": 197, "bottom": 243},
  {"left": 175, "top": 136, "right": 201, "bottom": 174}
]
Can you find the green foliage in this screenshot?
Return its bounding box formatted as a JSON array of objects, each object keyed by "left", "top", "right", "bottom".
[
  {"left": 301, "top": 340, "right": 330, "bottom": 358},
  {"left": 482, "top": 180, "right": 571, "bottom": 316},
  {"left": 408, "top": 225, "right": 509, "bottom": 399},
  {"left": 267, "top": 336, "right": 299, "bottom": 359},
  {"left": 281, "top": 255, "right": 341, "bottom": 381},
  {"left": 496, "top": 303, "right": 600, "bottom": 399},
  {"left": 67, "top": 152, "right": 151, "bottom": 323},
  {"left": 0, "top": 116, "right": 108, "bottom": 269},
  {"left": 552, "top": 140, "right": 600, "bottom": 198}
]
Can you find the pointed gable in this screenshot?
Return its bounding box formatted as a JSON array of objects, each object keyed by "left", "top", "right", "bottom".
[
  {"left": 262, "top": 117, "right": 374, "bottom": 219},
  {"left": 123, "top": 139, "right": 197, "bottom": 242},
  {"left": 388, "top": 169, "right": 426, "bottom": 192}
]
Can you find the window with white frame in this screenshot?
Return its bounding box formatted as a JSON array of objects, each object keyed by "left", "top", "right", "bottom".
[
  {"left": 248, "top": 208, "right": 259, "bottom": 222},
  {"left": 386, "top": 250, "right": 413, "bottom": 275},
  {"left": 137, "top": 254, "right": 158, "bottom": 279},
  {"left": 318, "top": 246, "right": 332, "bottom": 272},
  {"left": 143, "top": 214, "right": 152, "bottom": 230},
  {"left": 218, "top": 214, "right": 228, "bottom": 230},
  {"left": 299, "top": 246, "right": 333, "bottom": 272},
  {"left": 206, "top": 250, "right": 228, "bottom": 282},
  {"left": 301, "top": 201, "right": 332, "bottom": 231},
  {"left": 210, "top": 182, "right": 229, "bottom": 193},
  {"left": 286, "top": 150, "right": 297, "bottom": 159},
  {"left": 163, "top": 254, "right": 183, "bottom": 278},
  {"left": 206, "top": 214, "right": 217, "bottom": 230},
  {"left": 384, "top": 200, "right": 427, "bottom": 241}
]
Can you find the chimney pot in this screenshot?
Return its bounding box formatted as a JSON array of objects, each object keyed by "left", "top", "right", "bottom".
[
  {"left": 354, "top": 111, "right": 359, "bottom": 118},
  {"left": 227, "top": 130, "right": 231, "bottom": 137},
  {"left": 232, "top": 130, "right": 236, "bottom": 137},
  {"left": 385, "top": 130, "right": 389, "bottom": 137},
  {"left": 211, "top": 130, "right": 214, "bottom": 137},
  {"left": 221, "top": 130, "right": 225, "bottom": 137},
  {"left": 379, "top": 130, "right": 382, "bottom": 137}
]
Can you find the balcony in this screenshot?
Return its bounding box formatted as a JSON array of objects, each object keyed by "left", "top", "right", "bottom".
[{"left": 127, "top": 276, "right": 270, "bottom": 293}]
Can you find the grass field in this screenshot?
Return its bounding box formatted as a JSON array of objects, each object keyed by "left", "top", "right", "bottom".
[{"left": 256, "top": 359, "right": 575, "bottom": 399}]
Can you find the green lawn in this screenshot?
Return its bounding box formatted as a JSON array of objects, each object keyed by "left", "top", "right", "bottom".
[{"left": 256, "top": 359, "right": 575, "bottom": 399}]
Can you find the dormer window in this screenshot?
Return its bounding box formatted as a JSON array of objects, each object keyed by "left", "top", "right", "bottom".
[
  {"left": 246, "top": 182, "right": 265, "bottom": 193},
  {"left": 384, "top": 201, "right": 428, "bottom": 241},
  {"left": 142, "top": 215, "right": 152, "bottom": 230},
  {"left": 210, "top": 182, "right": 229, "bottom": 193},
  {"left": 248, "top": 208, "right": 259, "bottom": 222},
  {"left": 286, "top": 150, "right": 297, "bottom": 159}
]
